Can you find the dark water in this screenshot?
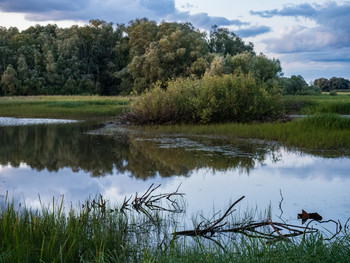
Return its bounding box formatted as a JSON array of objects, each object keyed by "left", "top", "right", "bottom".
[{"left": 0, "top": 118, "right": 349, "bottom": 227}]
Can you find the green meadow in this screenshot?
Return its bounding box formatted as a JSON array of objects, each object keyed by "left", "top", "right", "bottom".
[{"left": 0, "top": 96, "right": 131, "bottom": 119}]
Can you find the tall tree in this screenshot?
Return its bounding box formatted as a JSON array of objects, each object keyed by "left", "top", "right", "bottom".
[
  {"left": 1, "top": 64, "right": 18, "bottom": 95},
  {"left": 128, "top": 21, "right": 208, "bottom": 92},
  {"left": 209, "top": 25, "right": 254, "bottom": 56},
  {"left": 314, "top": 78, "right": 331, "bottom": 92}
]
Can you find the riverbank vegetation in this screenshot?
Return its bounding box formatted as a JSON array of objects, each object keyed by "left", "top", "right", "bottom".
[
  {"left": 122, "top": 73, "right": 282, "bottom": 124},
  {"left": 282, "top": 94, "right": 350, "bottom": 115},
  {"left": 0, "top": 96, "right": 130, "bottom": 118},
  {"left": 1, "top": 189, "right": 349, "bottom": 263},
  {"left": 144, "top": 114, "right": 350, "bottom": 151}
]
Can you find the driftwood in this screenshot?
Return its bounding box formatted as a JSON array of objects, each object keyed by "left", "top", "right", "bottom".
[
  {"left": 81, "top": 186, "right": 348, "bottom": 250},
  {"left": 172, "top": 195, "right": 344, "bottom": 248}
]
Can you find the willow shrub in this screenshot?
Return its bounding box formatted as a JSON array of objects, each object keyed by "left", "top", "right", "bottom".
[{"left": 127, "top": 73, "right": 282, "bottom": 124}]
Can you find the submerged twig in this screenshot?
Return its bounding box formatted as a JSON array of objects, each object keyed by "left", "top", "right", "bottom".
[{"left": 278, "top": 189, "right": 284, "bottom": 218}]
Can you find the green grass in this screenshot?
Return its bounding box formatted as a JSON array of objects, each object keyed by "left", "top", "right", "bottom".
[
  {"left": 1, "top": 194, "right": 349, "bottom": 263},
  {"left": 1, "top": 94, "right": 349, "bottom": 119},
  {"left": 0, "top": 96, "right": 131, "bottom": 119},
  {"left": 282, "top": 94, "right": 350, "bottom": 114},
  {"left": 143, "top": 114, "right": 350, "bottom": 151}
]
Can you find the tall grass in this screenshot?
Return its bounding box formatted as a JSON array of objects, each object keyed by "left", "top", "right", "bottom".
[
  {"left": 144, "top": 114, "right": 350, "bottom": 151},
  {"left": 1, "top": 193, "right": 349, "bottom": 262},
  {"left": 0, "top": 194, "right": 130, "bottom": 262},
  {"left": 0, "top": 96, "right": 131, "bottom": 119},
  {"left": 282, "top": 94, "right": 350, "bottom": 114}
]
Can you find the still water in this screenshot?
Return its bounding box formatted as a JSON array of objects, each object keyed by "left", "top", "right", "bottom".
[{"left": 0, "top": 118, "right": 349, "bottom": 227}]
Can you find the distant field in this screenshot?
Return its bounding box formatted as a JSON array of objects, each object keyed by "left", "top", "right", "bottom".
[{"left": 0, "top": 96, "right": 131, "bottom": 119}]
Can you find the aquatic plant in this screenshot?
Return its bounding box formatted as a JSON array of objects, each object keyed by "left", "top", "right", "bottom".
[
  {"left": 145, "top": 113, "right": 350, "bottom": 151},
  {"left": 1, "top": 186, "right": 349, "bottom": 262}
]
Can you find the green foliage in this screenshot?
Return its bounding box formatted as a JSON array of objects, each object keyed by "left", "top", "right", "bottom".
[
  {"left": 207, "top": 52, "right": 282, "bottom": 83},
  {"left": 0, "top": 19, "right": 283, "bottom": 96},
  {"left": 148, "top": 113, "right": 350, "bottom": 151},
  {"left": 1, "top": 194, "right": 349, "bottom": 262},
  {"left": 0, "top": 195, "right": 129, "bottom": 262},
  {"left": 329, "top": 90, "right": 338, "bottom": 96},
  {"left": 0, "top": 96, "right": 130, "bottom": 118},
  {"left": 297, "top": 85, "right": 322, "bottom": 95},
  {"left": 127, "top": 21, "right": 209, "bottom": 92},
  {"left": 0, "top": 21, "right": 127, "bottom": 96},
  {"left": 314, "top": 77, "right": 331, "bottom": 92},
  {"left": 1, "top": 64, "right": 18, "bottom": 96},
  {"left": 126, "top": 73, "right": 282, "bottom": 124},
  {"left": 209, "top": 25, "right": 254, "bottom": 56},
  {"left": 314, "top": 77, "right": 350, "bottom": 92},
  {"left": 282, "top": 94, "right": 350, "bottom": 115},
  {"left": 280, "top": 75, "right": 308, "bottom": 95}
]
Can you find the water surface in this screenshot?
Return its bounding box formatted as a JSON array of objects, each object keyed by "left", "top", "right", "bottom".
[{"left": 0, "top": 119, "right": 349, "bottom": 228}]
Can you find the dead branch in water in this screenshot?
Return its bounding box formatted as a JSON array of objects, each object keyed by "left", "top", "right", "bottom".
[
  {"left": 120, "top": 183, "right": 185, "bottom": 215},
  {"left": 172, "top": 195, "right": 336, "bottom": 247}
]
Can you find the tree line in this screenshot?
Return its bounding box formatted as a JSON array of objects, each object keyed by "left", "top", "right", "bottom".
[
  {"left": 1, "top": 18, "right": 347, "bottom": 96},
  {"left": 314, "top": 77, "right": 350, "bottom": 92},
  {"left": 0, "top": 19, "right": 258, "bottom": 96}
]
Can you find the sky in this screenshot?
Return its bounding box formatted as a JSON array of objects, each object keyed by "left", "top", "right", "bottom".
[{"left": 0, "top": 0, "right": 349, "bottom": 82}]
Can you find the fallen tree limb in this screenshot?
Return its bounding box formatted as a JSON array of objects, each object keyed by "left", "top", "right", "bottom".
[{"left": 172, "top": 195, "right": 326, "bottom": 247}]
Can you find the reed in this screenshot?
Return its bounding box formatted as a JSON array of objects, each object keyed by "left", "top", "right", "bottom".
[
  {"left": 1, "top": 192, "right": 349, "bottom": 262},
  {"left": 144, "top": 114, "right": 350, "bottom": 151},
  {"left": 282, "top": 94, "right": 350, "bottom": 114}
]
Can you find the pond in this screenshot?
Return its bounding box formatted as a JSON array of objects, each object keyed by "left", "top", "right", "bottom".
[{"left": 0, "top": 118, "right": 349, "bottom": 230}]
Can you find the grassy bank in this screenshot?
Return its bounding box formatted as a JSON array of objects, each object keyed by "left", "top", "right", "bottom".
[
  {"left": 0, "top": 194, "right": 349, "bottom": 263},
  {"left": 282, "top": 94, "right": 350, "bottom": 115},
  {"left": 144, "top": 114, "right": 350, "bottom": 151},
  {"left": 0, "top": 96, "right": 131, "bottom": 119},
  {"left": 1, "top": 94, "right": 349, "bottom": 119}
]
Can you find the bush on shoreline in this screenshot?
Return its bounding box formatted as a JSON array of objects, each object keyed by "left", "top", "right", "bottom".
[{"left": 122, "top": 73, "right": 282, "bottom": 124}]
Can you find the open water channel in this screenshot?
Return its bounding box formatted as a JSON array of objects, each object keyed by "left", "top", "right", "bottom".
[{"left": 0, "top": 117, "right": 349, "bottom": 231}]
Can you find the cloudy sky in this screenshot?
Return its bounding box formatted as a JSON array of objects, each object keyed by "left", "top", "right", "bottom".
[{"left": 0, "top": 0, "right": 349, "bottom": 82}]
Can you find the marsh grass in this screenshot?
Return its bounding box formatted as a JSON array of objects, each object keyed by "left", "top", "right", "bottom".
[
  {"left": 144, "top": 114, "right": 350, "bottom": 150},
  {"left": 1, "top": 193, "right": 349, "bottom": 263},
  {"left": 0, "top": 96, "right": 131, "bottom": 119},
  {"left": 282, "top": 94, "right": 350, "bottom": 114}
]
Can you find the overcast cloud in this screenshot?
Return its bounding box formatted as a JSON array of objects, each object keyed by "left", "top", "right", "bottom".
[
  {"left": 251, "top": 1, "right": 350, "bottom": 53},
  {"left": 0, "top": 0, "right": 260, "bottom": 33}
]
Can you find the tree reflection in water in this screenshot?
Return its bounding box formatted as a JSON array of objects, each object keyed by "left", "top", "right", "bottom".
[{"left": 0, "top": 123, "right": 279, "bottom": 178}]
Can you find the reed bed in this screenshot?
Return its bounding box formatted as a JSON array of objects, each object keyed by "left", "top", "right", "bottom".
[
  {"left": 1, "top": 187, "right": 349, "bottom": 263},
  {"left": 282, "top": 94, "right": 350, "bottom": 114},
  {"left": 144, "top": 114, "right": 350, "bottom": 151}
]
